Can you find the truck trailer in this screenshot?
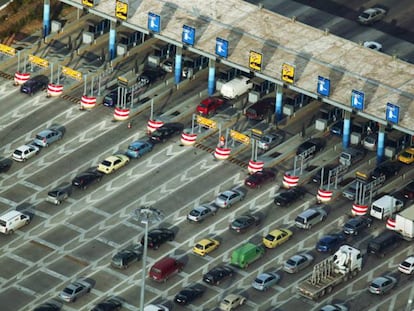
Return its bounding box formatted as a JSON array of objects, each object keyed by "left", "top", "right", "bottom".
[
  {"left": 395, "top": 204, "right": 414, "bottom": 240},
  {"left": 296, "top": 245, "right": 362, "bottom": 300}
]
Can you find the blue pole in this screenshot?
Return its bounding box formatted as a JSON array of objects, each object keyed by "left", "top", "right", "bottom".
[
  {"left": 43, "top": 0, "right": 50, "bottom": 38},
  {"left": 342, "top": 113, "right": 351, "bottom": 149},
  {"left": 174, "top": 49, "right": 182, "bottom": 85},
  {"left": 377, "top": 126, "right": 385, "bottom": 163},
  {"left": 208, "top": 59, "right": 215, "bottom": 96},
  {"left": 275, "top": 85, "right": 283, "bottom": 121},
  {"left": 109, "top": 22, "right": 116, "bottom": 61}
]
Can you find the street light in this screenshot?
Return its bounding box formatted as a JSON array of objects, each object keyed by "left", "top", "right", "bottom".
[{"left": 133, "top": 207, "right": 164, "bottom": 311}]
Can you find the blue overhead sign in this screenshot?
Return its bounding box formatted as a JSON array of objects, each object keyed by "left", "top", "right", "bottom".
[
  {"left": 386, "top": 102, "right": 400, "bottom": 124},
  {"left": 215, "top": 37, "right": 228, "bottom": 58},
  {"left": 351, "top": 90, "right": 365, "bottom": 111},
  {"left": 182, "top": 25, "right": 195, "bottom": 46},
  {"left": 317, "top": 76, "right": 330, "bottom": 97},
  {"left": 148, "top": 12, "right": 161, "bottom": 33}
]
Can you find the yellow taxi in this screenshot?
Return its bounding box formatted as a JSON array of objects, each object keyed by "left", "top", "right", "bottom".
[
  {"left": 192, "top": 238, "right": 220, "bottom": 256},
  {"left": 263, "top": 228, "right": 293, "bottom": 249},
  {"left": 97, "top": 154, "right": 130, "bottom": 174},
  {"left": 398, "top": 148, "right": 414, "bottom": 164}
]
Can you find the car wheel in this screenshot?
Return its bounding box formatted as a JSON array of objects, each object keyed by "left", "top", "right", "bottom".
[
  {"left": 216, "top": 280, "right": 220, "bottom": 285},
  {"left": 45, "top": 143, "right": 49, "bottom": 148},
  {"left": 56, "top": 200, "right": 61, "bottom": 206},
  {"left": 241, "top": 298, "right": 246, "bottom": 305},
  {"left": 321, "top": 216, "right": 326, "bottom": 221},
  {"left": 87, "top": 287, "right": 91, "bottom": 293},
  {"left": 8, "top": 229, "right": 14, "bottom": 235},
  {"left": 23, "top": 158, "right": 27, "bottom": 162}
]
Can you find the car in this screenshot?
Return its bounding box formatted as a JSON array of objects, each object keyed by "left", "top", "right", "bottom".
[
  {"left": 33, "top": 125, "right": 65, "bottom": 147},
  {"left": 144, "top": 304, "right": 170, "bottom": 311},
  {"left": 358, "top": 7, "right": 386, "bottom": 25},
  {"left": 215, "top": 189, "right": 245, "bottom": 208},
  {"left": 401, "top": 181, "right": 414, "bottom": 200},
  {"left": 46, "top": 183, "right": 72, "bottom": 205},
  {"left": 97, "top": 154, "right": 130, "bottom": 174},
  {"left": 295, "top": 206, "right": 328, "bottom": 229},
  {"left": 111, "top": 244, "right": 143, "bottom": 269},
  {"left": 283, "top": 253, "right": 314, "bottom": 273},
  {"left": 229, "top": 214, "right": 260, "bottom": 233},
  {"left": 33, "top": 301, "right": 62, "bottom": 311},
  {"left": 141, "top": 228, "right": 175, "bottom": 249},
  {"left": 192, "top": 238, "right": 220, "bottom": 256},
  {"left": 398, "top": 147, "right": 414, "bottom": 164},
  {"left": 363, "top": 41, "right": 382, "bottom": 51},
  {"left": 20, "top": 74, "right": 49, "bottom": 95},
  {"left": 149, "top": 122, "right": 184, "bottom": 143},
  {"left": 0, "top": 157, "right": 12, "bottom": 173},
  {"left": 196, "top": 97, "right": 225, "bottom": 116},
  {"left": 273, "top": 187, "right": 306, "bottom": 207},
  {"left": 257, "top": 133, "right": 284, "bottom": 150},
  {"left": 363, "top": 133, "right": 378, "bottom": 151},
  {"left": 72, "top": 170, "right": 103, "bottom": 190},
  {"left": 219, "top": 294, "right": 246, "bottom": 311},
  {"left": 126, "top": 140, "right": 153, "bottom": 158},
  {"left": 296, "top": 138, "right": 325, "bottom": 159},
  {"left": 330, "top": 120, "right": 344, "bottom": 136},
  {"left": 202, "top": 265, "right": 234, "bottom": 285},
  {"left": 187, "top": 204, "right": 217, "bottom": 222},
  {"left": 368, "top": 275, "right": 397, "bottom": 295},
  {"left": 12, "top": 144, "right": 40, "bottom": 162},
  {"left": 244, "top": 169, "right": 276, "bottom": 188},
  {"left": 174, "top": 285, "right": 205, "bottom": 305},
  {"left": 252, "top": 271, "right": 280, "bottom": 291},
  {"left": 319, "top": 303, "right": 348, "bottom": 311},
  {"left": 343, "top": 216, "right": 373, "bottom": 235},
  {"left": 398, "top": 256, "right": 414, "bottom": 275},
  {"left": 91, "top": 298, "right": 122, "bottom": 311},
  {"left": 58, "top": 277, "right": 92, "bottom": 302},
  {"left": 371, "top": 161, "right": 402, "bottom": 180},
  {"left": 316, "top": 233, "right": 347, "bottom": 253},
  {"left": 160, "top": 58, "right": 174, "bottom": 72},
  {"left": 263, "top": 228, "right": 293, "bottom": 249}
]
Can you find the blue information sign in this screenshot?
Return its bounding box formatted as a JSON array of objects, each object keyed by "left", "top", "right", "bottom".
[
  {"left": 182, "top": 25, "right": 195, "bottom": 46},
  {"left": 317, "top": 76, "right": 330, "bottom": 97},
  {"left": 215, "top": 37, "right": 228, "bottom": 58},
  {"left": 148, "top": 12, "right": 161, "bottom": 33},
  {"left": 386, "top": 102, "right": 400, "bottom": 124},
  {"left": 351, "top": 90, "right": 365, "bottom": 111}
]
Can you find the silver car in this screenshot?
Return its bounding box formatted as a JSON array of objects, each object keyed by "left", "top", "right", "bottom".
[
  {"left": 368, "top": 275, "right": 397, "bottom": 295},
  {"left": 215, "top": 189, "right": 245, "bottom": 208},
  {"left": 252, "top": 271, "right": 280, "bottom": 291},
  {"left": 357, "top": 7, "right": 386, "bottom": 25},
  {"left": 33, "top": 125, "right": 65, "bottom": 147},
  {"left": 320, "top": 304, "right": 348, "bottom": 311},
  {"left": 187, "top": 204, "right": 217, "bottom": 223},
  {"left": 283, "top": 253, "right": 314, "bottom": 273},
  {"left": 59, "top": 277, "right": 92, "bottom": 302},
  {"left": 46, "top": 183, "right": 72, "bottom": 205}
]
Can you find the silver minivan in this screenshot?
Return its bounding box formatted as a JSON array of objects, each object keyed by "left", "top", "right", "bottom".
[{"left": 295, "top": 206, "right": 327, "bottom": 229}]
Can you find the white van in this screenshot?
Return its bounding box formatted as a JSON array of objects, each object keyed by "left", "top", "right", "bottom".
[
  {"left": 0, "top": 210, "right": 31, "bottom": 235},
  {"left": 370, "top": 195, "right": 404, "bottom": 220},
  {"left": 220, "top": 76, "right": 253, "bottom": 99}
]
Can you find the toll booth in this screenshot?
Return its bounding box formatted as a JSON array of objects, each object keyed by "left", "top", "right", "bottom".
[
  {"left": 248, "top": 77, "right": 275, "bottom": 103},
  {"left": 282, "top": 89, "right": 311, "bottom": 116},
  {"left": 216, "top": 67, "right": 241, "bottom": 92},
  {"left": 385, "top": 130, "right": 411, "bottom": 158},
  {"left": 117, "top": 30, "right": 143, "bottom": 55},
  {"left": 83, "top": 19, "right": 110, "bottom": 44},
  {"left": 182, "top": 53, "right": 209, "bottom": 78},
  {"left": 350, "top": 116, "right": 378, "bottom": 145}
]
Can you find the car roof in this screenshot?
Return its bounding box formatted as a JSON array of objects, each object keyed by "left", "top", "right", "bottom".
[
  {"left": 403, "top": 256, "right": 414, "bottom": 264},
  {"left": 197, "top": 238, "right": 215, "bottom": 245},
  {"left": 130, "top": 140, "right": 148, "bottom": 147}
]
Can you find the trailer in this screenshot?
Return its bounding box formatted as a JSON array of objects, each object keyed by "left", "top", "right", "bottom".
[
  {"left": 395, "top": 204, "right": 414, "bottom": 240},
  {"left": 297, "top": 245, "right": 362, "bottom": 300}
]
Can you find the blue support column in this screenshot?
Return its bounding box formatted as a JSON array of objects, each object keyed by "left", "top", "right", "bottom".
[
  {"left": 174, "top": 47, "right": 182, "bottom": 85},
  {"left": 109, "top": 21, "right": 116, "bottom": 61},
  {"left": 208, "top": 58, "right": 215, "bottom": 96},
  {"left": 377, "top": 124, "right": 385, "bottom": 164},
  {"left": 275, "top": 85, "right": 283, "bottom": 121},
  {"left": 342, "top": 111, "right": 351, "bottom": 149},
  {"left": 43, "top": 0, "right": 50, "bottom": 38}
]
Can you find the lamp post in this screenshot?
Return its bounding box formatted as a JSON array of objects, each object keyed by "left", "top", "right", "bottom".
[{"left": 133, "top": 207, "right": 164, "bottom": 311}]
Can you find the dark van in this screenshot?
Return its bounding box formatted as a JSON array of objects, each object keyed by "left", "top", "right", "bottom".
[
  {"left": 367, "top": 230, "right": 402, "bottom": 258},
  {"left": 20, "top": 75, "right": 49, "bottom": 95},
  {"left": 245, "top": 97, "right": 275, "bottom": 121},
  {"left": 149, "top": 256, "right": 184, "bottom": 282}
]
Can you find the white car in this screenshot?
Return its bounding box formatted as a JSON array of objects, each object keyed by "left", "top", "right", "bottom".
[
  {"left": 398, "top": 255, "right": 414, "bottom": 274},
  {"left": 219, "top": 294, "right": 246, "bottom": 311},
  {"left": 187, "top": 204, "right": 217, "bottom": 222},
  {"left": 160, "top": 59, "right": 174, "bottom": 73},
  {"left": 358, "top": 7, "right": 386, "bottom": 25},
  {"left": 144, "top": 304, "right": 169, "bottom": 311},
  {"left": 363, "top": 41, "right": 382, "bottom": 51},
  {"left": 12, "top": 144, "right": 40, "bottom": 162}
]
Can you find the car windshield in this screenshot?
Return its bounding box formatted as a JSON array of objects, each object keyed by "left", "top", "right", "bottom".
[
  {"left": 128, "top": 145, "right": 138, "bottom": 151},
  {"left": 360, "top": 12, "right": 370, "bottom": 19},
  {"left": 101, "top": 160, "right": 112, "bottom": 166},
  {"left": 401, "top": 151, "right": 412, "bottom": 157},
  {"left": 254, "top": 278, "right": 264, "bottom": 284},
  {"left": 371, "top": 282, "right": 380, "bottom": 288},
  {"left": 286, "top": 259, "right": 296, "bottom": 266},
  {"left": 194, "top": 244, "right": 203, "bottom": 250},
  {"left": 401, "top": 261, "right": 411, "bottom": 268},
  {"left": 14, "top": 150, "right": 22, "bottom": 155},
  {"left": 365, "top": 136, "right": 376, "bottom": 143},
  {"left": 190, "top": 210, "right": 201, "bottom": 216},
  {"left": 63, "top": 287, "right": 74, "bottom": 294},
  {"left": 152, "top": 131, "right": 162, "bottom": 137},
  {"left": 218, "top": 194, "right": 229, "bottom": 200},
  {"left": 265, "top": 234, "right": 275, "bottom": 241}
]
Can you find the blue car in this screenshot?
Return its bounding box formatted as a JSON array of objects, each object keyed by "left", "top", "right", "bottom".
[
  {"left": 316, "top": 233, "right": 347, "bottom": 253},
  {"left": 126, "top": 140, "right": 153, "bottom": 158}
]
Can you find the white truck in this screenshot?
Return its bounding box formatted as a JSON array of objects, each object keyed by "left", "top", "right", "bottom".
[
  {"left": 220, "top": 76, "right": 253, "bottom": 99},
  {"left": 395, "top": 204, "right": 414, "bottom": 240},
  {"left": 296, "top": 245, "right": 362, "bottom": 300},
  {"left": 370, "top": 194, "right": 404, "bottom": 220}
]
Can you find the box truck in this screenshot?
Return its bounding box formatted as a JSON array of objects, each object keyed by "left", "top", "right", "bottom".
[{"left": 395, "top": 205, "right": 414, "bottom": 240}]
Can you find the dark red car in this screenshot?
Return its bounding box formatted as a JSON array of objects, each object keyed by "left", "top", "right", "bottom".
[
  {"left": 244, "top": 169, "right": 276, "bottom": 188},
  {"left": 196, "top": 97, "right": 225, "bottom": 115}
]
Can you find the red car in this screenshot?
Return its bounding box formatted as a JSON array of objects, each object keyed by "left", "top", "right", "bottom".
[
  {"left": 196, "top": 97, "right": 225, "bottom": 116},
  {"left": 244, "top": 170, "right": 276, "bottom": 188}
]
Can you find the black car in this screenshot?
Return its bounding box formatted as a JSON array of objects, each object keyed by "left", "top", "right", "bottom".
[
  {"left": 111, "top": 245, "right": 143, "bottom": 269},
  {"left": 343, "top": 216, "right": 373, "bottom": 235},
  {"left": 229, "top": 214, "right": 261, "bottom": 233},
  {"left": 274, "top": 187, "right": 306, "bottom": 207},
  {"left": 174, "top": 285, "right": 205, "bottom": 305},
  {"left": 91, "top": 298, "right": 122, "bottom": 311},
  {"left": 149, "top": 123, "right": 184, "bottom": 143},
  {"left": 371, "top": 161, "right": 402, "bottom": 180},
  {"left": 20, "top": 75, "right": 49, "bottom": 95},
  {"left": 141, "top": 228, "right": 175, "bottom": 249},
  {"left": 33, "top": 301, "right": 62, "bottom": 311},
  {"left": 296, "top": 138, "right": 326, "bottom": 159},
  {"left": 72, "top": 170, "right": 103, "bottom": 190},
  {"left": 202, "top": 265, "right": 234, "bottom": 285},
  {"left": 0, "top": 157, "right": 12, "bottom": 173}
]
